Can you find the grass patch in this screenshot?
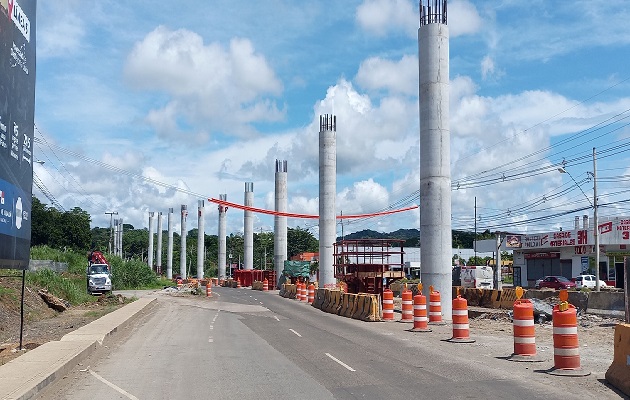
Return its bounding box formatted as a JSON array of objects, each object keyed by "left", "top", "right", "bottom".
[
  {"left": 26, "top": 269, "right": 96, "bottom": 306},
  {"left": 84, "top": 305, "right": 117, "bottom": 319}
]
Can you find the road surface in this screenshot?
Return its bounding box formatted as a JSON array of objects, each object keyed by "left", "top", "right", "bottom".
[{"left": 37, "top": 286, "right": 621, "bottom": 399}]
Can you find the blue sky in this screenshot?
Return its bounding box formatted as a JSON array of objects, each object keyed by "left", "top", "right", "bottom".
[{"left": 32, "top": 0, "right": 630, "bottom": 238}]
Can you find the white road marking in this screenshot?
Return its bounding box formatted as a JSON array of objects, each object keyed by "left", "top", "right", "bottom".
[
  {"left": 89, "top": 369, "right": 139, "bottom": 400},
  {"left": 274, "top": 316, "right": 280, "bottom": 321},
  {"left": 209, "top": 326, "right": 214, "bottom": 330},
  {"left": 325, "top": 353, "right": 356, "bottom": 372},
  {"left": 289, "top": 329, "right": 302, "bottom": 337},
  {"left": 208, "top": 337, "right": 213, "bottom": 343},
  {"left": 259, "top": 302, "right": 264, "bottom": 304}
]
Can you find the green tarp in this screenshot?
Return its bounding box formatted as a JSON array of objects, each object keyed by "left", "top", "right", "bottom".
[{"left": 282, "top": 261, "right": 311, "bottom": 278}]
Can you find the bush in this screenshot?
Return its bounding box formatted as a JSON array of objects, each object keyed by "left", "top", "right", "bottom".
[
  {"left": 26, "top": 269, "right": 95, "bottom": 305},
  {"left": 111, "top": 259, "right": 158, "bottom": 290}
]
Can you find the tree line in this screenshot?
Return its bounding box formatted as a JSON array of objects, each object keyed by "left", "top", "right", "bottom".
[{"left": 31, "top": 196, "right": 507, "bottom": 274}]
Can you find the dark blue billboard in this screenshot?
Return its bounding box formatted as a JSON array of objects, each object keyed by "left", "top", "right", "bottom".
[{"left": 0, "top": 0, "right": 35, "bottom": 269}]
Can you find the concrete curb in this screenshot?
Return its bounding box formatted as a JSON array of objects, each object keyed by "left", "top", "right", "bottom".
[{"left": 0, "top": 297, "right": 156, "bottom": 400}]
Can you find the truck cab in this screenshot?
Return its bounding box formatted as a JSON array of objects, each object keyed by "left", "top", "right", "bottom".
[{"left": 87, "top": 263, "right": 112, "bottom": 295}]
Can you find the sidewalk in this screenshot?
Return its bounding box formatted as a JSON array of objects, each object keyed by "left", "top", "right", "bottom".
[{"left": 0, "top": 296, "right": 156, "bottom": 400}]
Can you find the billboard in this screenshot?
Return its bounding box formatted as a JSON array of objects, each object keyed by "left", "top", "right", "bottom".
[{"left": 0, "top": 0, "right": 36, "bottom": 269}]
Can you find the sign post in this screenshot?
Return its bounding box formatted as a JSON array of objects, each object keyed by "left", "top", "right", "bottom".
[{"left": 1, "top": 0, "right": 37, "bottom": 350}]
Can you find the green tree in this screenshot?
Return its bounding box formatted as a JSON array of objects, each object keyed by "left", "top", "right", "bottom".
[{"left": 287, "top": 227, "right": 318, "bottom": 258}]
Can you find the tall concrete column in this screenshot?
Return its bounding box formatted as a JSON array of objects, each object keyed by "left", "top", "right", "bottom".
[
  {"left": 197, "top": 200, "right": 205, "bottom": 279},
  {"left": 167, "top": 208, "right": 174, "bottom": 279},
  {"left": 147, "top": 212, "right": 155, "bottom": 270},
  {"left": 218, "top": 194, "right": 228, "bottom": 280},
  {"left": 318, "top": 115, "right": 336, "bottom": 287},
  {"left": 156, "top": 213, "right": 163, "bottom": 274},
  {"left": 244, "top": 182, "right": 254, "bottom": 270},
  {"left": 274, "top": 160, "right": 288, "bottom": 288},
  {"left": 419, "top": 1, "right": 452, "bottom": 319},
  {"left": 180, "top": 205, "right": 187, "bottom": 279}
]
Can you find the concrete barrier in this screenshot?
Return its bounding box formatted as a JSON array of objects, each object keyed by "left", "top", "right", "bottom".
[
  {"left": 312, "top": 289, "right": 325, "bottom": 309},
  {"left": 606, "top": 324, "right": 630, "bottom": 396},
  {"left": 588, "top": 291, "right": 624, "bottom": 316}
]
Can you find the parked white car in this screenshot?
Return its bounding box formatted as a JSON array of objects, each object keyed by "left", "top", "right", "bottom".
[{"left": 574, "top": 274, "right": 607, "bottom": 289}]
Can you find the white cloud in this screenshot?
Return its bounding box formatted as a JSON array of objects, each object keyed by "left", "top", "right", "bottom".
[
  {"left": 356, "top": 0, "right": 417, "bottom": 37},
  {"left": 448, "top": 0, "right": 482, "bottom": 37},
  {"left": 355, "top": 55, "right": 418, "bottom": 95},
  {"left": 124, "top": 27, "right": 284, "bottom": 140},
  {"left": 36, "top": 1, "right": 86, "bottom": 58}
]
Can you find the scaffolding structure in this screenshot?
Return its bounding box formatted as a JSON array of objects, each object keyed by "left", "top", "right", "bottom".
[{"left": 334, "top": 238, "right": 406, "bottom": 296}]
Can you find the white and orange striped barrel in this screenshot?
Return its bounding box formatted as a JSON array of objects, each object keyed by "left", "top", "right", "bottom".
[
  {"left": 263, "top": 279, "right": 269, "bottom": 291},
  {"left": 307, "top": 284, "right": 315, "bottom": 303},
  {"left": 413, "top": 294, "right": 429, "bottom": 331},
  {"left": 513, "top": 299, "right": 536, "bottom": 356},
  {"left": 553, "top": 304, "right": 580, "bottom": 370},
  {"left": 452, "top": 296, "right": 470, "bottom": 339},
  {"left": 382, "top": 289, "right": 394, "bottom": 321},
  {"left": 401, "top": 289, "right": 413, "bottom": 322},
  {"left": 429, "top": 291, "right": 442, "bottom": 324},
  {"left": 206, "top": 280, "right": 212, "bottom": 297}
]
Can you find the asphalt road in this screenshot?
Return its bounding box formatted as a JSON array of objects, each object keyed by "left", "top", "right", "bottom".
[{"left": 36, "top": 286, "right": 621, "bottom": 400}]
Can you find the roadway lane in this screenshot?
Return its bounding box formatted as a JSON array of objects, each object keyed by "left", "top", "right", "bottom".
[
  {"left": 37, "top": 289, "right": 334, "bottom": 400},
  {"left": 37, "top": 286, "right": 618, "bottom": 399}
]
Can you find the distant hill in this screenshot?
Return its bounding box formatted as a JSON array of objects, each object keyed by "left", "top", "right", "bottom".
[{"left": 339, "top": 228, "right": 494, "bottom": 248}]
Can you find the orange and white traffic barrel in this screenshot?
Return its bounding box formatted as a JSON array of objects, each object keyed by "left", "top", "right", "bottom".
[
  {"left": 237, "top": 278, "right": 241, "bottom": 289},
  {"left": 307, "top": 284, "right": 315, "bottom": 304},
  {"left": 448, "top": 295, "right": 475, "bottom": 343},
  {"left": 551, "top": 303, "right": 582, "bottom": 370},
  {"left": 513, "top": 299, "right": 536, "bottom": 357},
  {"left": 301, "top": 283, "right": 308, "bottom": 302},
  {"left": 410, "top": 294, "right": 431, "bottom": 332},
  {"left": 429, "top": 289, "right": 444, "bottom": 325},
  {"left": 206, "top": 281, "right": 212, "bottom": 298},
  {"left": 263, "top": 279, "right": 269, "bottom": 291},
  {"left": 382, "top": 289, "right": 394, "bottom": 321},
  {"left": 400, "top": 289, "right": 413, "bottom": 322}
]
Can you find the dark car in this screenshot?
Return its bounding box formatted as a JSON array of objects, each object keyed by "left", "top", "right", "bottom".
[{"left": 535, "top": 275, "right": 576, "bottom": 290}]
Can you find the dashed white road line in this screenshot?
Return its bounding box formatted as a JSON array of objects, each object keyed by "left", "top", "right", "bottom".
[
  {"left": 208, "top": 337, "right": 213, "bottom": 343},
  {"left": 89, "top": 369, "right": 139, "bottom": 400},
  {"left": 289, "top": 329, "right": 302, "bottom": 337},
  {"left": 274, "top": 316, "right": 280, "bottom": 321},
  {"left": 325, "top": 353, "right": 356, "bottom": 372}
]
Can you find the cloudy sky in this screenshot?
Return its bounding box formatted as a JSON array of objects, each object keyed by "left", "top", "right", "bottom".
[{"left": 32, "top": 0, "right": 630, "bottom": 238}]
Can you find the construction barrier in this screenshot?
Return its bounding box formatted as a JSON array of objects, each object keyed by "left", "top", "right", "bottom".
[
  {"left": 294, "top": 283, "right": 302, "bottom": 301},
  {"left": 401, "top": 289, "right": 413, "bottom": 322},
  {"left": 605, "top": 324, "right": 630, "bottom": 396},
  {"left": 382, "top": 289, "right": 394, "bottom": 321},
  {"left": 429, "top": 291, "right": 443, "bottom": 325},
  {"left": 263, "top": 279, "right": 269, "bottom": 291},
  {"left": 312, "top": 288, "right": 326, "bottom": 309},
  {"left": 495, "top": 288, "right": 519, "bottom": 309},
  {"left": 411, "top": 294, "right": 431, "bottom": 332},
  {"left": 550, "top": 303, "right": 587, "bottom": 375},
  {"left": 308, "top": 289, "right": 380, "bottom": 322},
  {"left": 448, "top": 295, "right": 474, "bottom": 343},
  {"left": 307, "top": 284, "right": 315, "bottom": 304},
  {"left": 206, "top": 281, "right": 212, "bottom": 297},
  {"left": 236, "top": 279, "right": 242, "bottom": 289},
  {"left": 513, "top": 299, "right": 536, "bottom": 357}
]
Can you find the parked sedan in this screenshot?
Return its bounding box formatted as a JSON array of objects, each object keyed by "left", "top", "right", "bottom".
[{"left": 536, "top": 276, "right": 576, "bottom": 290}]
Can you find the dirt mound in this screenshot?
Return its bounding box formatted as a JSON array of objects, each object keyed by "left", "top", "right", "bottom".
[{"left": 0, "top": 277, "right": 127, "bottom": 366}]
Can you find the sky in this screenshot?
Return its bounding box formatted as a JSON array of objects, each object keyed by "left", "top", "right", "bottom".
[{"left": 32, "top": 0, "right": 630, "bottom": 240}]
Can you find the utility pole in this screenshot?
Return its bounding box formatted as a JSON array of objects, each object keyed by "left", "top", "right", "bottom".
[
  {"left": 593, "top": 147, "right": 600, "bottom": 292},
  {"left": 105, "top": 211, "right": 118, "bottom": 254}
]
